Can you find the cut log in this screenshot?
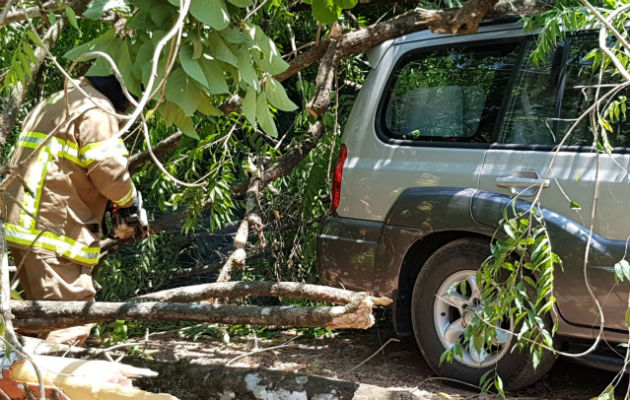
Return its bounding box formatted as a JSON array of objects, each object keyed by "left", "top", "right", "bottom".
[
  {"left": 133, "top": 281, "right": 392, "bottom": 306},
  {"left": 3, "top": 355, "right": 177, "bottom": 399},
  {"left": 11, "top": 298, "right": 376, "bottom": 331}
]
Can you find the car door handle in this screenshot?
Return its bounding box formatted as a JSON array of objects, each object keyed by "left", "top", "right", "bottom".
[{"left": 496, "top": 176, "right": 550, "bottom": 188}]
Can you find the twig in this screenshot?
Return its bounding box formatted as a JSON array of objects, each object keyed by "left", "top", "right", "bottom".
[
  {"left": 340, "top": 338, "right": 400, "bottom": 375},
  {"left": 225, "top": 336, "right": 299, "bottom": 366}
]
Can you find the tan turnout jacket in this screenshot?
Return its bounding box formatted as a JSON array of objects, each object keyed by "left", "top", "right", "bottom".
[{"left": 3, "top": 78, "right": 136, "bottom": 266}]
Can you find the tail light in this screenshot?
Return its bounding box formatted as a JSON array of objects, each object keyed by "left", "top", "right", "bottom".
[{"left": 331, "top": 144, "right": 347, "bottom": 213}]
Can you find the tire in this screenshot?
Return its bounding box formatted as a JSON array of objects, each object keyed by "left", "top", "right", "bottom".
[{"left": 411, "top": 237, "right": 556, "bottom": 390}]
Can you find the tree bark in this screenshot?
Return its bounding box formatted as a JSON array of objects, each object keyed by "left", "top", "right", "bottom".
[
  {"left": 216, "top": 171, "right": 261, "bottom": 283},
  {"left": 275, "top": 0, "right": 550, "bottom": 84},
  {"left": 0, "top": 0, "right": 63, "bottom": 26},
  {"left": 232, "top": 120, "right": 326, "bottom": 196},
  {"left": 128, "top": 130, "right": 183, "bottom": 175},
  {"left": 11, "top": 298, "right": 377, "bottom": 331},
  {"left": 134, "top": 281, "right": 392, "bottom": 306}
]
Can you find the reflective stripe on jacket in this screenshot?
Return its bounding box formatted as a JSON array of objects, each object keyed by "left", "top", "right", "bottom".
[{"left": 3, "top": 78, "right": 136, "bottom": 266}]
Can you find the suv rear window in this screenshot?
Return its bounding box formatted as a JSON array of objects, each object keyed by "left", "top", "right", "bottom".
[{"left": 380, "top": 42, "right": 523, "bottom": 143}]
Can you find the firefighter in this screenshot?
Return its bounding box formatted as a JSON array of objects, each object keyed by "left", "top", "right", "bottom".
[{"left": 3, "top": 75, "right": 137, "bottom": 345}]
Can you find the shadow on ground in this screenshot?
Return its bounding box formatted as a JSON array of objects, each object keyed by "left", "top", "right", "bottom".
[{"left": 130, "top": 321, "right": 620, "bottom": 399}]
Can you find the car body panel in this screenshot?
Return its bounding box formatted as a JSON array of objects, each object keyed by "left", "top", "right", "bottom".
[
  {"left": 318, "top": 20, "right": 630, "bottom": 365},
  {"left": 472, "top": 190, "right": 630, "bottom": 331},
  {"left": 337, "top": 25, "right": 527, "bottom": 222}
]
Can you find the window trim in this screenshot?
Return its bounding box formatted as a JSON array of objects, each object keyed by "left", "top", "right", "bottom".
[{"left": 375, "top": 36, "right": 527, "bottom": 149}]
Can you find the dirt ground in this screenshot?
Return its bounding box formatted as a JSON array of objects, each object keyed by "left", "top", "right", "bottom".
[{"left": 128, "top": 320, "right": 620, "bottom": 400}]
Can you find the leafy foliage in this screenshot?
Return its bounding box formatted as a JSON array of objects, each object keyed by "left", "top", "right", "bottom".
[{"left": 3, "top": 0, "right": 630, "bottom": 397}]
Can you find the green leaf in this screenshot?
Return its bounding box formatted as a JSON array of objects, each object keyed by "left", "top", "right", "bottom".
[
  {"left": 219, "top": 26, "right": 245, "bottom": 44},
  {"left": 18, "top": 52, "right": 32, "bottom": 79},
  {"left": 256, "top": 93, "right": 277, "bottom": 137},
  {"left": 10, "top": 290, "right": 22, "bottom": 301},
  {"left": 165, "top": 68, "right": 201, "bottom": 116},
  {"left": 179, "top": 44, "right": 209, "bottom": 88},
  {"left": 159, "top": 101, "right": 199, "bottom": 139},
  {"left": 207, "top": 32, "right": 238, "bottom": 67},
  {"left": 600, "top": 118, "right": 613, "bottom": 132},
  {"left": 116, "top": 41, "right": 139, "bottom": 94},
  {"left": 236, "top": 48, "right": 259, "bottom": 91},
  {"left": 83, "top": 0, "right": 129, "bottom": 20},
  {"left": 569, "top": 200, "right": 581, "bottom": 210},
  {"left": 226, "top": 0, "right": 253, "bottom": 7},
  {"left": 23, "top": 44, "right": 37, "bottom": 64},
  {"left": 65, "top": 7, "right": 79, "bottom": 30},
  {"left": 251, "top": 25, "right": 290, "bottom": 74},
  {"left": 47, "top": 12, "right": 57, "bottom": 25},
  {"left": 264, "top": 77, "right": 297, "bottom": 111},
  {"left": 503, "top": 223, "right": 515, "bottom": 239},
  {"left": 242, "top": 87, "right": 257, "bottom": 126},
  {"left": 199, "top": 59, "right": 230, "bottom": 94},
  {"left": 532, "top": 347, "right": 541, "bottom": 370},
  {"left": 190, "top": 0, "right": 230, "bottom": 30},
  {"left": 198, "top": 93, "right": 222, "bottom": 116},
  {"left": 150, "top": 2, "right": 175, "bottom": 26},
  {"left": 312, "top": 0, "right": 341, "bottom": 24},
  {"left": 63, "top": 29, "right": 116, "bottom": 60},
  {"left": 12, "top": 61, "right": 25, "bottom": 83},
  {"left": 615, "top": 259, "right": 630, "bottom": 282},
  {"left": 494, "top": 375, "right": 505, "bottom": 397},
  {"left": 334, "top": 0, "right": 357, "bottom": 8}
]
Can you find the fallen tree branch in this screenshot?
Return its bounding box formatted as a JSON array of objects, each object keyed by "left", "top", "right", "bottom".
[
  {"left": 232, "top": 120, "right": 326, "bottom": 195},
  {"left": 12, "top": 296, "right": 377, "bottom": 331},
  {"left": 134, "top": 280, "right": 392, "bottom": 306},
  {"left": 128, "top": 130, "right": 183, "bottom": 175},
  {"left": 216, "top": 168, "right": 262, "bottom": 283},
  {"left": 275, "top": 0, "right": 550, "bottom": 84},
  {"left": 274, "top": 41, "right": 331, "bottom": 83},
  {"left": 0, "top": 0, "right": 63, "bottom": 26},
  {"left": 104, "top": 0, "right": 550, "bottom": 252}
]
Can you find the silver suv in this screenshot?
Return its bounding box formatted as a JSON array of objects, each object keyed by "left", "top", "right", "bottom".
[{"left": 318, "top": 21, "right": 630, "bottom": 388}]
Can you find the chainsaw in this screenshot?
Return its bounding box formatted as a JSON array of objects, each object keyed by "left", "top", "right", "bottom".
[{"left": 102, "top": 191, "right": 149, "bottom": 240}]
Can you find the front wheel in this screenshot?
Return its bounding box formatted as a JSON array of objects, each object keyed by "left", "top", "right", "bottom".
[{"left": 411, "top": 237, "right": 555, "bottom": 390}]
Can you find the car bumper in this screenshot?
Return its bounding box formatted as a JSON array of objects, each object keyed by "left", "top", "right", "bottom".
[{"left": 316, "top": 216, "right": 384, "bottom": 293}]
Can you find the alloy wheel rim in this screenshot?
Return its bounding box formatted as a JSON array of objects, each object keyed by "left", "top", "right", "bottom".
[{"left": 433, "top": 269, "right": 512, "bottom": 368}]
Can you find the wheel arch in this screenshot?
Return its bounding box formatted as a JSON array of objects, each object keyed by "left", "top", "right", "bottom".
[{"left": 393, "top": 231, "right": 491, "bottom": 336}]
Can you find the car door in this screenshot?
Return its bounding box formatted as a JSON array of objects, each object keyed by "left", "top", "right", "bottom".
[{"left": 472, "top": 35, "right": 630, "bottom": 330}]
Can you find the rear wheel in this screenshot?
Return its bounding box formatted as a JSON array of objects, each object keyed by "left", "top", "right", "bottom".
[{"left": 411, "top": 237, "right": 555, "bottom": 390}]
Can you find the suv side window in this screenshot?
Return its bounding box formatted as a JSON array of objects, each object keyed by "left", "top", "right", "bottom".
[
  {"left": 559, "top": 34, "right": 630, "bottom": 148},
  {"left": 380, "top": 41, "right": 523, "bottom": 143},
  {"left": 498, "top": 40, "right": 564, "bottom": 145},
  {"left": 499, "top": 34, "right": 629, "bottom": 148}
]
